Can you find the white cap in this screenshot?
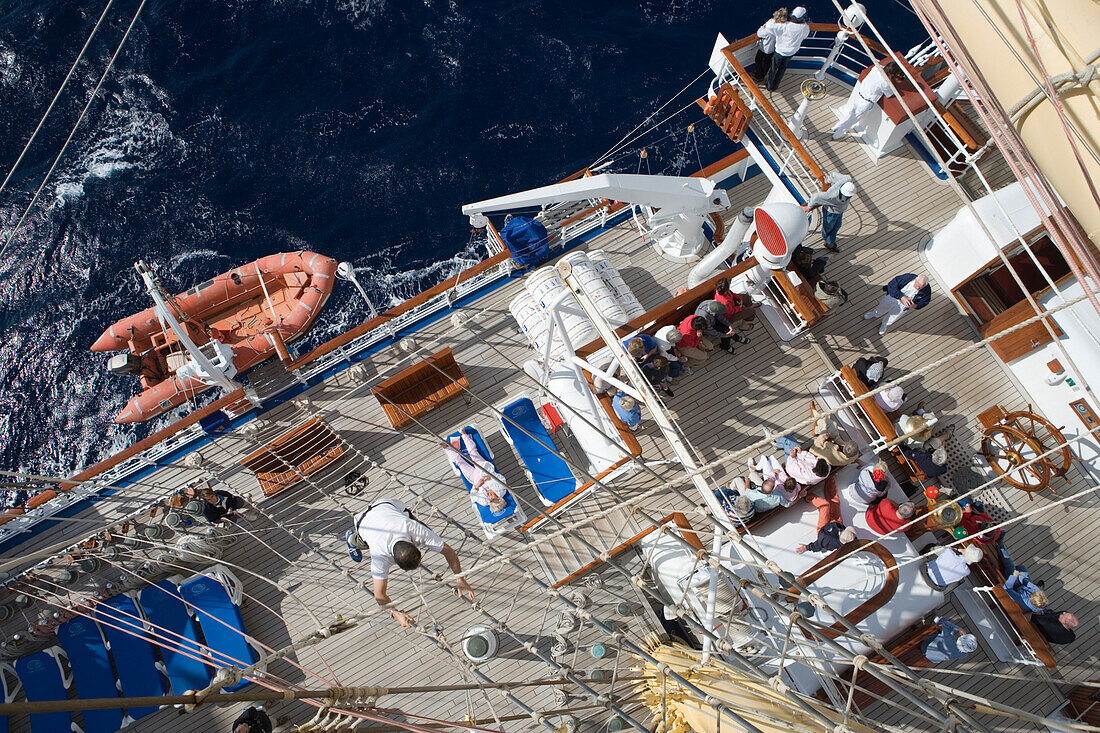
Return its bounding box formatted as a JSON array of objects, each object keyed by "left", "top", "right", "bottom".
[
  {"left": 840, "top": 181, "right": 857, "bottom": 197},
  {"left": 791, "top": 6, "right": 808, "bottom": 19},
  {"left": 962, "top": 545, "right": 984, "bottom": 564},
  {"left": 957, "top": 634, "right": 978, "bottom": 653}
]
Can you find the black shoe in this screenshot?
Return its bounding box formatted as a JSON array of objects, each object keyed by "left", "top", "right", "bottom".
[
  {"left": 661, "top": 386, "right": 674, "bottom": 398},
  {"left": 824, "top": 243, "right": 839, "bottom": 253},
  {"left": 733, "top": 333, "right": 751, "bottom": 345},
  {"left": 1036, "top": 580, "right": 1045, "bottom": 589}
]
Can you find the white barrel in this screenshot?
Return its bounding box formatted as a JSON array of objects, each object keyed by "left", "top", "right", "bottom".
[
  {"left": 509, "top": 292, "right": 552, "bottom": 357},
  {"left": 589, "top": 250, "right": 646, "bottom": 318},
  {"left": 560, "top": 251, "right": 630, "bottom": 326},
  {"left": 527, "top": 265, "right": 598, "bottom": 352}
]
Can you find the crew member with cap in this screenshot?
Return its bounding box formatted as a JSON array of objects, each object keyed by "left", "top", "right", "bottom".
[
  {"left": 853, "top": 462, "right": 890, "bottom": 505},
  {"left": 803, "top": 173, "right": 857, "bottom": 253},
  {"left": 831, "top": 60, "right": 907, "bottom": 139},
  {"left": 767, "top": 6, "right": 810, "bottom": 91},
  {"left": 346, "top": 498, "right": 474, "bottom": 627},
  {"left": 866, "top": 499, "right": 916, "bottom": 536},
  {"left": 920, "top": 544, "right": 984, "bottom": 592},
  {"left": 865, "top": 272, "right": 932, "bottom": 336},
  {"left": 921, "top": 617, "right": 978, "bottom": 663},
  {"left": 1031, "top": 611, "right": 1079, "bottom": 645},
  {"left": 797, "top": 477, "right": 856, "bottom": 553},
  {"left": 853, "top": 355, "right": 888, "bottom": 387}
]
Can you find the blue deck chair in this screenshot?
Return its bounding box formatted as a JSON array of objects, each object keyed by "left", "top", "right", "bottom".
[
  {"left": 179, "top": 571, "right": 257, "bottom": 692},
  {"left": 13, "top": 649, "right": 72, "bottom": 733},
  {"left": 96, "top": 595, "right": 168, "bottom": 720},
  {"left": 499, "top": 397, "right": 577, "bottom": 505},
  {"left": 445, "top": 426, "right": 526, "bottom": 538},
  {"left": 138, "top": 580, "right": 212, "bottom": 694},
  {"left": 56, "top": 617, "right": 121, "bottom": 733}
]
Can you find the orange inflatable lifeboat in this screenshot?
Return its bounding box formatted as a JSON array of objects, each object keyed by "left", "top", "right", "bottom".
[{"left": 93, "top": 251, "right": 339, "bottom": 423}]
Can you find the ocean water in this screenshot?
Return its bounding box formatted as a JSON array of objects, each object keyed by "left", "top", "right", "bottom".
[{"left": 0, "top": 0, "right": 924, "bottom": 477}]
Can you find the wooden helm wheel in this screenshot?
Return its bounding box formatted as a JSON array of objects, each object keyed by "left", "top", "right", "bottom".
[
  {"left": 982, "top": 424, "right": 1050, "bottom": 493},
  {"left": 1003, "top": 409, "right": 1072, "bottom": 476}
]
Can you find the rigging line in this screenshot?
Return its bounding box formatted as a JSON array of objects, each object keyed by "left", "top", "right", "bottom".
[
  {"left": 591, "top": 67, "right": 711, "bottom": 167},
  {"left": 597, "top": 101, "right": 708, "bottom": 171},
  {"left": 0, "top": 0, "right": 118, "bottom": 202},
  {"left": 0, "top": 0, "right": 148, "bottom": 262}
]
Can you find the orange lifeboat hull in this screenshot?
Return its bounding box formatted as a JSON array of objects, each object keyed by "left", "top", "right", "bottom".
[{"left": 94, "top": 251, "right": 338, "bottom": 423}]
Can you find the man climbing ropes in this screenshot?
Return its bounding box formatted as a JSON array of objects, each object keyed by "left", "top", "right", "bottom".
[{"left": 345, "top": 498, "right": 474, "bottom": 627}]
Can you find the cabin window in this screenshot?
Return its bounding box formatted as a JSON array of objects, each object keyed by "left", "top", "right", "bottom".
[{"left": 956, "top": 235, "right": 1071, "bottom": 324}]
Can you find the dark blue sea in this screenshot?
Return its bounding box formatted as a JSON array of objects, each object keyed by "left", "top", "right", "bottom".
[{"left": 0, "top": 0, "right": 923, "bottom": 477}]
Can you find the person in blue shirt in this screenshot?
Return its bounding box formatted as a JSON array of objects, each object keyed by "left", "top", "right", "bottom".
[
  {"left": 612, "top": 392, "right": 641, "bottom": 430},
  {"left": 921, "top": 617, "right": 978, "bottom": 663},
  {"left": 864, "top": 273, "right": 932, "bottom": 336},
  {"left": 1003, "top": 568, "right": 1050, "bottom": 614}
]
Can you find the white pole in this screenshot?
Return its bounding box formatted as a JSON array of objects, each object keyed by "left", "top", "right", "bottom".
[
  {"left": 336, "top": 262, "right": 378, "bottom": 319},
  {"left": 815, "top": 30, "right": 850, "bottom": 81}
]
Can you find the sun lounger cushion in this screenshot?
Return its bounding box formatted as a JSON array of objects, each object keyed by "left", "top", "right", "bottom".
[
  {"left": 13, "top": 651, "right": 71, "bottom": 733},
  {"left": 138, "top": 581, "right": 213, "bottom": 694},
  {"left": 501, "top": 398, "right": 576, "bottom": 504},
  {"left": 97, "top": 595, "right": 168, "bottom": 719},
  {"left": 180, "top": 575, "right": 257, "bottom": 692},
  {"left": 56, "top": 617, "right": 123, "bottom": 733},
  {"left": 447, "top": 427, "right": 520, "bottom": 525}
]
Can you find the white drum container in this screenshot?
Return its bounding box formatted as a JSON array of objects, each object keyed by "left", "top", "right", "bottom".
[
  {"left": 509, "top": 292, "right": 553, "bottom": 358},
  {"left": 560, "top": 251, "right": 630, "bottom": 326},
  {"left": 589, "top": 250, "right": 646, "bottom": 318},
  {"left": 526, "top": 266, "right": 597, "bottom": 351}
]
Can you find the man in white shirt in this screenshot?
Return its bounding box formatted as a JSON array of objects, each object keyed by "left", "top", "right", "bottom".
[
  {"left": 766, "top": 6, "right": 811, "bottom": 91},
  {"left": 346, "top": 499, "right": 474, "bottom": 626},
  {"left": 921, "top": 544, "right": 983, "bottom": 591},
  {"left": 832, "top": 61, "right": 907, "bottom": 139}
]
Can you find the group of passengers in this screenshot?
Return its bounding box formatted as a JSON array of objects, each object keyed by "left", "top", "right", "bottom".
[{"left": 608, "top": 277, "right": 756, "bottom": 430}]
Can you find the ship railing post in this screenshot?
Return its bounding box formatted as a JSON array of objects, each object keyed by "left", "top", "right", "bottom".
[{"left": 815, "top": 29, "right": 851, "bottom": 82}]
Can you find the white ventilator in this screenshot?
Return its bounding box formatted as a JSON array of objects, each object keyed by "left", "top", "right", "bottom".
[
  {"left": 687, "top": 207, "right": 755, "bottom": 289},
  {"left": 742, "top": 202, "right": 808, "bottom": 301}
]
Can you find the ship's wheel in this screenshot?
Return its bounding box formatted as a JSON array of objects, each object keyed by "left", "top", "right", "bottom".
[
  {"left": 979, "top": 404, "right": 1075, "bottom": 496},
  {"left": 982, "top": 425, "right": 1049, "bottom": 493}
]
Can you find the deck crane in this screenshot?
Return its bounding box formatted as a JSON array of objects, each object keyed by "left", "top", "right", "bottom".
[{"left": 462, "top": 173, "right": 730, "bottom": 262}]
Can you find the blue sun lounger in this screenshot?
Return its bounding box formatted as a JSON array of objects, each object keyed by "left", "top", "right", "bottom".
[
  {"left": 56, "top": 617, "right": 122, "bottom": 733},
  {"left": 446, "top": 426, "right": 526, "bottom": 538},
  {"left": 138, "top": 580, "right": 213, "bottom": 694},
  {"left": 96, "top": 595, "right": 168, "bottom": 720},
  {"left": 498, "top": 396, "right": 577, "bottom": 505},
  {"left": 179, "top": 570, "right": 258, "bottom": 693},
  {"left": 13, "top": 649, "right": 71, "bottom": 733}
]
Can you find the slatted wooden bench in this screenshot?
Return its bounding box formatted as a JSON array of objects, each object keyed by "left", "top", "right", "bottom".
[
  {"left": 836, "top": 366, "right": 928, "bottom": 482},
  {"left": 241, "top": 416, "right": 347, "bottom": 497},
  {"left": 817, "top": 621, "right": 939, "bottom": 711},
  {"left": 371, "top": 347, "right": 468, "bottom": 430}
]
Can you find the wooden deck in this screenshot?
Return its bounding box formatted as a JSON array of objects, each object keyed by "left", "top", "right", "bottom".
[{"left": 3, "top": 69, "right": 1099, "bottom": 733}]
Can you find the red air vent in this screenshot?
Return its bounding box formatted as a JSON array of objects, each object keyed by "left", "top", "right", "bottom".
[{"left": 753, "top": 209, "right": 788, "bottom": 257}]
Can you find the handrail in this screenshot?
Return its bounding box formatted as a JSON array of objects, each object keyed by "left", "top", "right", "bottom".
[{"left": 719, "top": 47, "right": 826, "bottom": 187}]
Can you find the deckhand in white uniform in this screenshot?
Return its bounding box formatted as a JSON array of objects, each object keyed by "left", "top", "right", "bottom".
[
  {"left": 831, "top": 63, "right": 904, "bottom": 140},
  {"left": 350, "top": 498, "right": 474, "bottom": 627}
]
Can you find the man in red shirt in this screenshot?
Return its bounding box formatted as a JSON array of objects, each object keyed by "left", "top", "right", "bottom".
[{"left": 676, "top": 315, "right": 713, "bottom": 369}]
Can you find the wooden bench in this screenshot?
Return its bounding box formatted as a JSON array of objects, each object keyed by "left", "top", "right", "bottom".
[
  {"left": 835, "top": 366, "right": 928, "bottom": 483},
  {"left": 241, "top": 416, "right": 347, "bottom": 497},
  {"left": 371, "top": 347, "right": 468, "bottom": 430},
  {"left": 817, "top": 622, "right": 939, "bottom": 711}
]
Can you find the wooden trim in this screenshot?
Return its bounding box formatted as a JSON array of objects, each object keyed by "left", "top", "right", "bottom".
[
  {"left": 979, "top": 299, "right": 1064, "bottom": 362},
  {"left": 550, "top": 511, "right": 700, "bottom": 587},
  {"left": 60, "top": 389, "right": 247, "bottom": 491},
  {"left": 989, "top": 584, "right": 1057, "bottom": 668},
  {"left": 719, "top": 47, "right": 826, "bottom": 187},
  {"left": 574, "top": 258, "right": 759, "bottom": 359},
  {"left": 790, "top": 539, "right": 900, "bottom": 639},
  {"left": 690, "top": 149, "right": 751, "bottom": 180},
  {"left": 773, "top": 269, "right": 822, "bottom": 325},
  {"left": 284, "top": 251, "right": 512, "bottom": 371},
  {"left": 519, "top": 457, "right": 632, "bottom": 533}
]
